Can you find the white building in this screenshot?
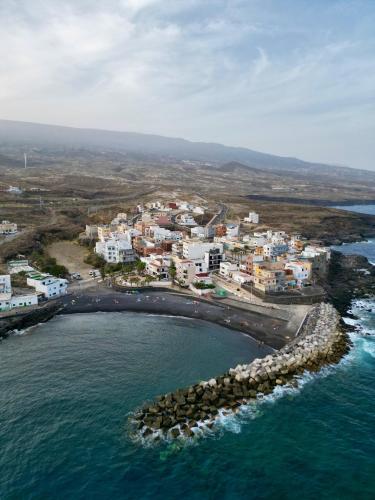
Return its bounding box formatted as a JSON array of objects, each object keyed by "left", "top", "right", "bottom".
[
  {"left": 148, "top": 226, "right": 183, "bottom": 243},
  {"left": 0, "top": 274, "right": 38, "bottom": 312},
  {"left": 219, "top": 262, "right": 239, "bottom": 279},
  {"left": 0, "top": 220, "right": 18, "bottom": 235},
  {"left": 95, "top": 239, "right": 136, "bottom": 264},
  {"left": 226, "top": 224, "right": 240, "bottom": 238},
  {"left": 111, "top": 212, "right": 127, "bottom": 225},
  {"left": 193, "top": 206, "right": 205, "bottom": 215},
  {"left": 8, "top": 186, "right": 22, "bottom": 194},
  {"left": 179, "top": 214, "right": 197, "bottom": 226},
  {"left": 27, "top": 272, "right": 68, "bottom": 299},
  {"left": 263, "top": 242, "right": 289, "bottom": 258},
  {"left": 244, "top": 212, "right": 259, "bottom": 224},
  {"left": 190, "top": 226, "right": 206, "bottom": 239},
  {"left": 231, "top": 271, "right": 252, "bottom": 285},
  {"left": 182, "top": 241, "right": 224, "bottom": 272},
  {"left": 7, "top": 260, "right": 34, "bottom": 274},
  {"left": 285, "top": 261, "right": 312, "bottom": 287},
  {"left": 0, "top": 275, "right": 11, "bottom": 295}
]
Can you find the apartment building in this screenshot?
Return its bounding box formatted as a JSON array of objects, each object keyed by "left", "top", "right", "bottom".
[
  {"left": 95, "top": 239, "right": 136, "bottom": 264},
  {"left": 174, "top": 257, "right": 196, "bottom": 286}
]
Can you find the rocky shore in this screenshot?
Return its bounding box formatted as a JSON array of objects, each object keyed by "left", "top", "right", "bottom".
[
  {"left": 131, "top": 302, "right": 350, "bottom": 441},
  {"left": 0, "top": 301, "right": 63, "bottom": 340}
]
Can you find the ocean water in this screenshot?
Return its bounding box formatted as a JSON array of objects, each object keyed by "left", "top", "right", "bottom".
[
  {"left": 1, "top": 312, "right": 374, "bottom": 499},
  {"left": 332, "top": 203, "right": 375, "bottom": 216}
]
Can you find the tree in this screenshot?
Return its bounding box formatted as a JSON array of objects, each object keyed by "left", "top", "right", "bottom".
[
  {"left": 136, "top": 260, "right": 146, "bottom": 274},
  {"left": 169, "top": 261, "right": 177, "bottom": 282},
  {"left": 144, "top": 275, "right": 153, "bottom": 286}
]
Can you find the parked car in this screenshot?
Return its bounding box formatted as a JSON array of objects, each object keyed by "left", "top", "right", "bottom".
[{"left": 89, "top": 269, "right": 101, "bottom": 278}]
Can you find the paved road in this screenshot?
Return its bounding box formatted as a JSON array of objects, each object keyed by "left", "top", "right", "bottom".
[{"left": 206, "top": 203, "right": 228, "bottom": 226}]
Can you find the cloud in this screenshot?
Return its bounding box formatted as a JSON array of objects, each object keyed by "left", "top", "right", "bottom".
[{"left": 0, "top": 0, "right": 374, "bottom": 169}]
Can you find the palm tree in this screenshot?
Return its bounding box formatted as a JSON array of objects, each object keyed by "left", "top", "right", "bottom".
[
  {"left": 133, "top": 276, "right": 140, "bottom": 288},
  {"left": 144, "top": 275, "right": 153, "bottom": 287}
]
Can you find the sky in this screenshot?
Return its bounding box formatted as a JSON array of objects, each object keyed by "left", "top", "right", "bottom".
[{"left": 0, "top": 0, "right": 374, "bottom": 170}]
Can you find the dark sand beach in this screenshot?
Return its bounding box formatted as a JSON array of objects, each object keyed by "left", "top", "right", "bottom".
[{"left": 60, "top": 287, "right": 294, "bottom": 349}]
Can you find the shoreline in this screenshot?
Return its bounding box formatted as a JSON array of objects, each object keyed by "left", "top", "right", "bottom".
[{"left": 57, "top": 288, "right": 293, "bottom": 350}]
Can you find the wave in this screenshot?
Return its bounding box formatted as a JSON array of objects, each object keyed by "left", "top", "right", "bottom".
[{"left": 11, "top": 323, "right": 44, "bottom": 336}]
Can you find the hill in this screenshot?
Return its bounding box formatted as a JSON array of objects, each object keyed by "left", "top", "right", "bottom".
[{"left": 0, "top": 119, "right": 374, "bottom": 184}]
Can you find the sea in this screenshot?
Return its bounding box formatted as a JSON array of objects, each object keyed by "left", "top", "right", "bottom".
[{"left": 0, "top": 206, "right": 374, "bottom": 500}]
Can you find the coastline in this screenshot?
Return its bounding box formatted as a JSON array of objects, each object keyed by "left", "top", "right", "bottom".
[{"left": 57, "top": 288, "right": 293, "bottom": 350}]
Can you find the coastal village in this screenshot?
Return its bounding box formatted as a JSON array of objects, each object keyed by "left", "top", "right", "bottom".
[{"left": 0, "top": 198, "right": 330, "bottom": 314}]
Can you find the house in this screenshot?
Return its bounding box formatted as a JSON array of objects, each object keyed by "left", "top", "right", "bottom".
[
  {"left": 97, "top": 225, "right": 112, "bottom": 241},
  {"left": 226, "top": 224, "right": 240, "bottom": 238},
  {"left": 111, "top": 212, "right": 127, "bottom": 225},
  {"left": 190, "top": 226, "right": 206, "bottom": 239},
  {"left": 285, "top": 261, "right": 312, "bottom": 287},
  {"left": 231, "top": 271, "right": 252, "bottom": 285},
  {"left": 145, "top": 256, "right": 171, "bottom": 280},
  {"left": 0, "top": 275, "right": 11, "bottom": 295},
  {"left": 301, "top": 246, "right": 330, "bottom": 274},
  {"left": 8, "top": 186, "right": 22, "bottom": 194},
  {"left": 215, "top": 225, "right": 227, "bottom": 237},
  {"left": 179, "top": 214, "right": 197, "bottom": 226},
  {"left": 263, "top": 242, "right": 289, "bottom": 258},
  {"left": 244, "top": 212, "right": 259, "bottom": 224},
  {"left": 155, "top": 215, "right": 171, "bottom": 227},
  {"left": 7, "top": 260, "right": 34, "bottom": 274},
  {"left": 243, "top": 254, "right": 263, "bottom": 275},
  {"left": 174, "top": 257, "right": 196, "bottom": 286},
  {"left": 85, "top": 225, "right": 98, "bottom": 239},
  {"left": 27, "top": 272, "right": 68, "bottom": 299},
  {"left": 147, "top": 226, "right": 183, "bottom": 243},
  {"left": 193, "top": 206, "right": 205, "bottom": 215},
  {"left": 0, "top": 220, "right": 17, "bottom": 235},
  {"left": 0, "top": 275, "right": 38, "bottom": 312},
  {"left": 219, "top": 261, "right": 239, "bottom": 278},
  {"left": 253, "top": 264, "right": 286, "bottom": 293}
]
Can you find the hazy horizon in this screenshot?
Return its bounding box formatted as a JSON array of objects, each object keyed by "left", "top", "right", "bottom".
[{"left": 1, "top": 0, "right": 374, "bottom": 170}]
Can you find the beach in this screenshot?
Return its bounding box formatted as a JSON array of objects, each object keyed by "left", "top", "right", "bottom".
[{"left": 59, "top": 286, "right": 298, "bottom": 350}]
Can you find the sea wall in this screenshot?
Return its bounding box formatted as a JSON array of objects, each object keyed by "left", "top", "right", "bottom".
[{"left": 131, "top": 302, "right": 350, "bottom": 440}]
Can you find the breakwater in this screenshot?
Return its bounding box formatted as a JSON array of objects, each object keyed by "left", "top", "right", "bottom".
[{"left": 131, "top": 302, "right": 350, "bottom": 441}]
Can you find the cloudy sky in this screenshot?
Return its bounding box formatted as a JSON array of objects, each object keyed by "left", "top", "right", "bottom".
[{"left": 1, "top": 0, "right": 374, "bottom": 169}]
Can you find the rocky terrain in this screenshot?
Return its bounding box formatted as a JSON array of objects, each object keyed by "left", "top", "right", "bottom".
[
  {"left": 324, "top": 251, "right": 375, "bottom": 316},
  {"left": 131, "top": 303, "right": 350, "bottom": 441}
]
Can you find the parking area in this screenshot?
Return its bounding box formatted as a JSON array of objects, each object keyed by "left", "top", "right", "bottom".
[{"left": 47, "top": 240, "right": 93, "bottom": 279}]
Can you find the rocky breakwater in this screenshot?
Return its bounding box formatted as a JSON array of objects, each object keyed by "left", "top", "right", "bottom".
[{"left": 130, "top": 302, "right": 350, "bottom": 441}]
